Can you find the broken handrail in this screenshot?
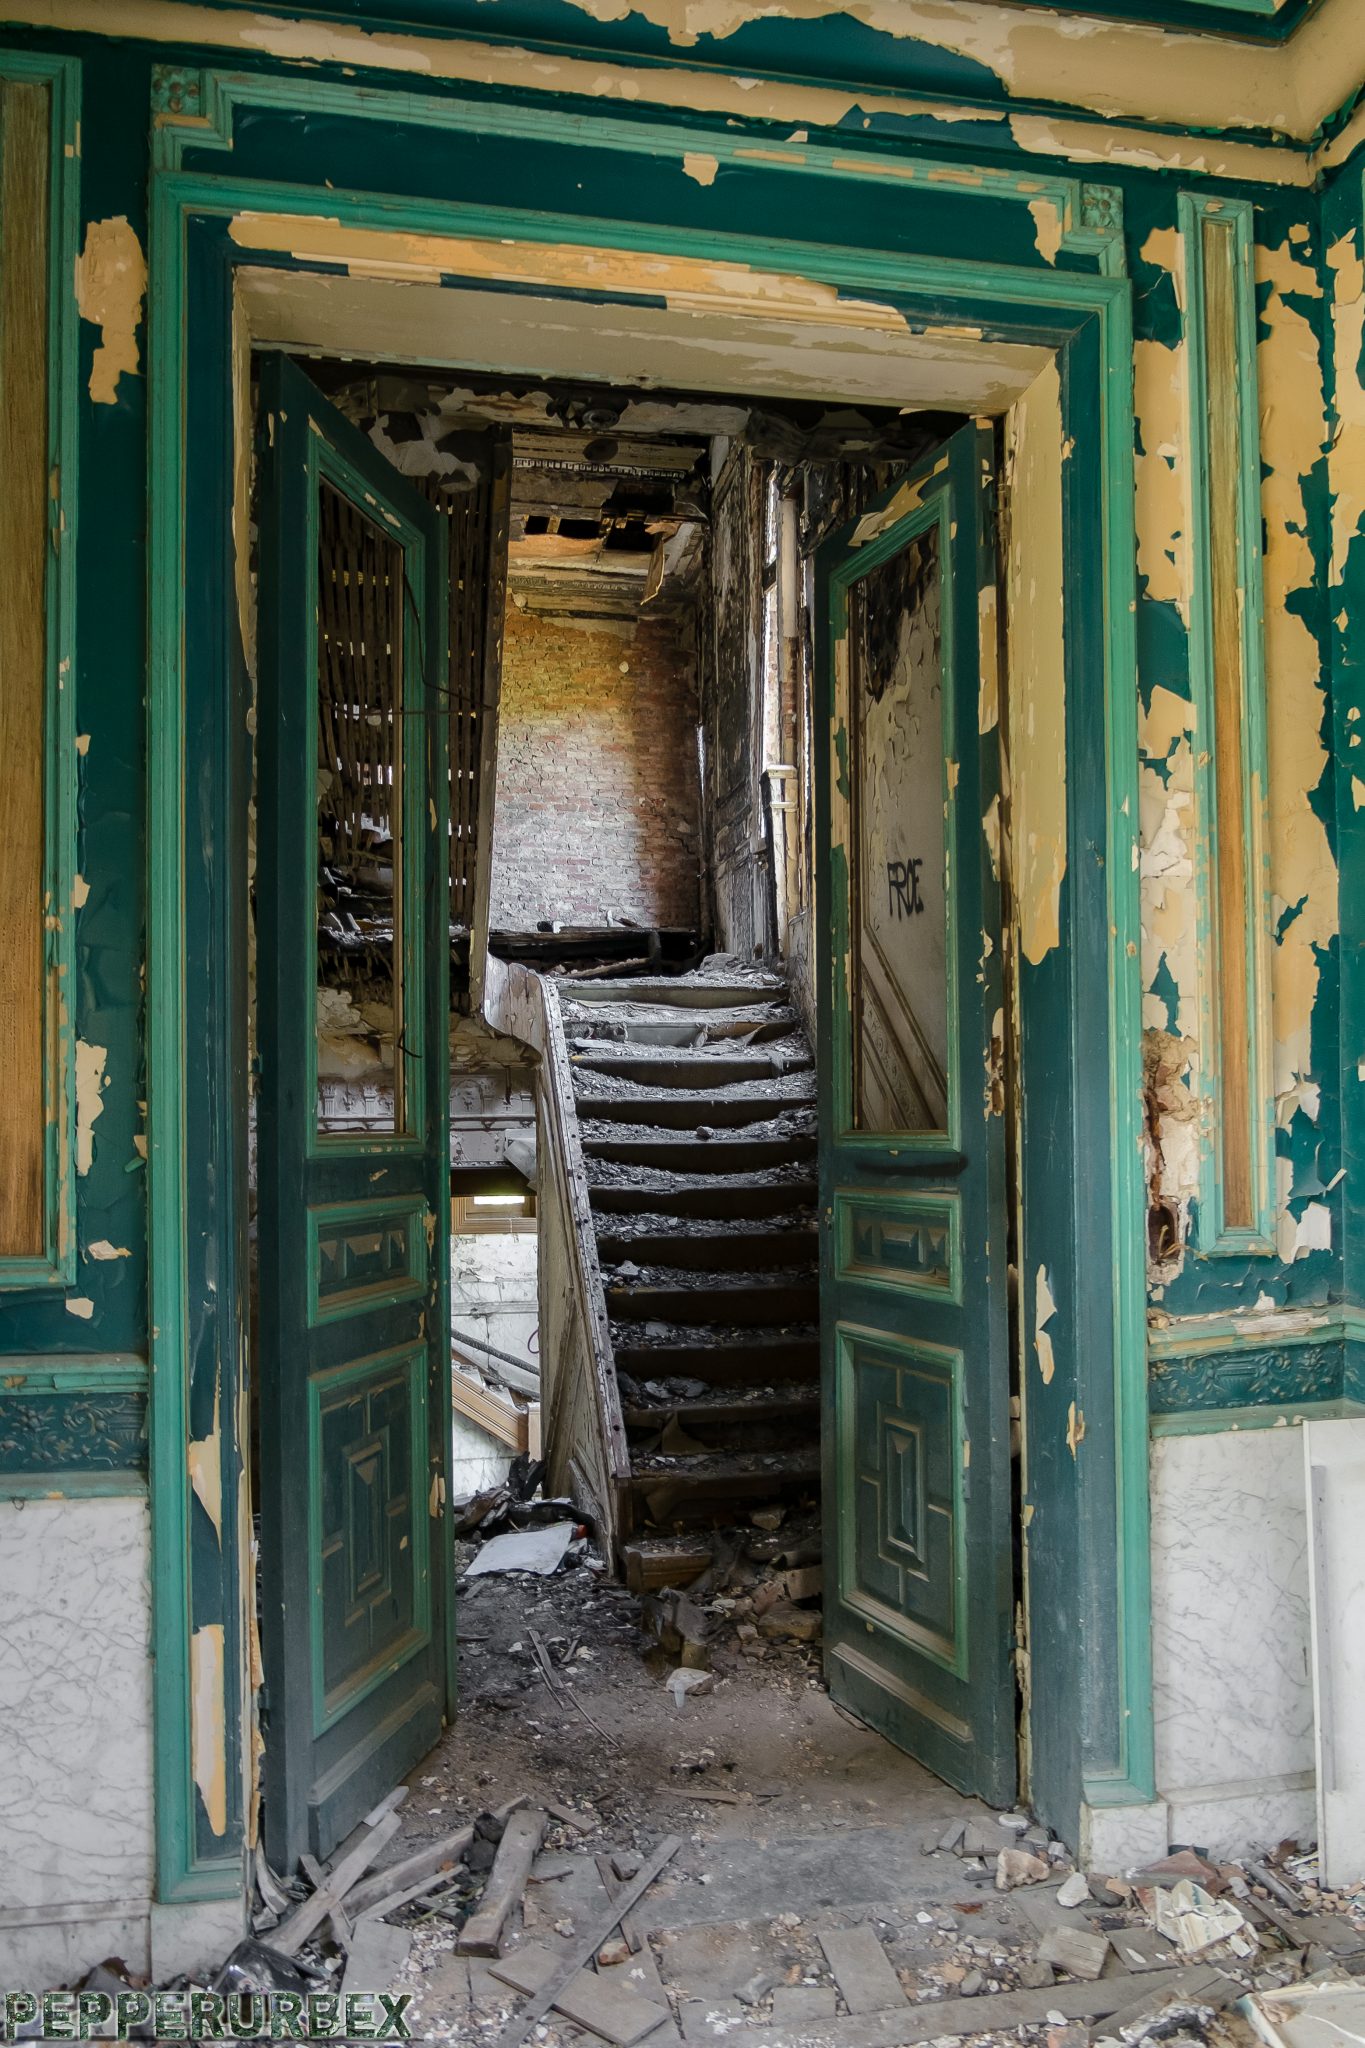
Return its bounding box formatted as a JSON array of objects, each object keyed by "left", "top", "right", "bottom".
[
  {"left": 482, "top": 954, "right": 630, "bottom": 1551},
  {"left": 452, "top": 1330, "right": 539, "bottom": 1395}
]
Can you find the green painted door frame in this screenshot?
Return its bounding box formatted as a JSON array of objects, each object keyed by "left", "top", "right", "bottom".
[{"left": 144, "top": 67, "right": 1151, "bottom": 1900}]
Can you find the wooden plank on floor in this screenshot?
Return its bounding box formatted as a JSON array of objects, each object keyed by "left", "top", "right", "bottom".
[
  {"left": 489, "top": 1943, "right": 671, "bottom": 2046},
  {"left": 458, "top": 1809, "right": 546, "bottom": 1956},
  {"left": 734, "top": 1967, "right": 1240, "bottom": 2048},
  {"left": 818, "top": 1926, "right": 907, "bottom": 2015}
]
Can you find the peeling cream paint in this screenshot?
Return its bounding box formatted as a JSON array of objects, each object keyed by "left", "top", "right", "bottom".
[
  {"left": 1139, "top": 751, "right": 1197, "bottom": 1043},
  {"left": 75, "top": 1039, "right": 107, "bottom": 1176},
  {"left": 1066, "top": 1402, "right": 1085, "bottom": 1456},
  {"left": 86, "top": 1239, "right": 130, "bottom": 1260},
  {"left": 1006, "top": 361, "right": 1066, "bottom": 966},
  {"left": 1133, "top": 229, "right": 1189, "bottom": 626},
  {"left": 849, "top": 474, "right": 929, "bottom": 548},
  {"left": 229, "top": 214, "right": 917, "bottom": 338},
  {"left": 1033, "top": 1265, "right": 1057, "bottom": 1385},
  {"left": 64, "top": 1296, "right": 94, "bottom": 1319},
  {"left": 72, "top": 874, "right": 89, "bottom": 909},
  {"left": 189, "top": 1385, "right": 224, "bottom": 1542},
  {"left": 1140, "top": 227, "right": 1185, "bottom": 305},
  {"left": 682, "top": 151, "right": 719, "bottom": 186},
  {"left": 1328, "top": 234, "right": 1365, "bottom": 589},
  {"left": 1009, "top": 115, "right": 1313, "bottom": 192},
  {"left": 74, "top": 216, "right": 147, "bottom": 405},
  {"left": 982, "top": 793, "right": 1002, "bottom": 880},
  {"left": 978, "top": 584, "right": 999, "bottom": 735},
  {"left": 9, "top": 0, "right": 1364, "bottom": 152},
  {"left": 190, "top": 1623, "right": 228, "bottom": 1836},
  {"left": 6, "top": 0, "right": 1358, "bottom": 190},
  {"left": 1258, "top": 239, "right": 1322, "bottom": 303},
  {"left": 1259, "top": 257, "right": 1337, "bottom": 1112},
  {"left": 1027, "top": 196, "right": 1062, "bottom": 267}
]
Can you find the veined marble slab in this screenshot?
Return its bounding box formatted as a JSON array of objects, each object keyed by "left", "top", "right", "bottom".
[
  {"left": 1305, "top": 1415, "right": 1365, "bottom": 1886},
  {"left": 0, "top": 1496, "right": 155, "bottom": 1913},
  {"left": 1151, "top": 1428, "right": 1314, "bottom": 1844}
]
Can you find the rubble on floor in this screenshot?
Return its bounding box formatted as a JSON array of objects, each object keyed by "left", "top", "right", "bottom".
[{"left": 43, "top": 1537, "right": 1365, "bottom": 2046}]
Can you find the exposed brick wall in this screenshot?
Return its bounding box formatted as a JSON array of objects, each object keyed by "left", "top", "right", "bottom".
[{"left": 489, "top": 606, "right": 702, "bottom": 930}]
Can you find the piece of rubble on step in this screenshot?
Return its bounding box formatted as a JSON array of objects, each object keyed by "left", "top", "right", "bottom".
[
  {"left": 1036, "top": 1923, "right": 1112, "bottom": 1981},
  {"left": 997, "top": 1847, "right": 1052, "bottom": 1889}
]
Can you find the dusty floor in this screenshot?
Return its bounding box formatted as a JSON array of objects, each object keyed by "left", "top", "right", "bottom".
[
  {"left": 314, "top": 1544, "right": 1358, "bottom": 2048},
  {"left": 381, "top": 1548, "right": 1017, "bottom": 2043}
]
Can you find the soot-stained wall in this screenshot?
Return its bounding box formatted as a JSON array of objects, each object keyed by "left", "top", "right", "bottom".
[{"left": 489, "top": 604, "right": 702, "bottom": 933}]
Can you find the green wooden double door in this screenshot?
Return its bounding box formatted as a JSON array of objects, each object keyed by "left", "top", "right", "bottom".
[
  {"left": 255, "top": 357, "right": 454, "bottom": 1870},
  {"left": 816, "top": 424, "right": 1017, "bottom": 1808}
]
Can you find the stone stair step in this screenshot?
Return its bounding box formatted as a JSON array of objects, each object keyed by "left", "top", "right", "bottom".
[
  {"left": 596, "top": 1226, "right": 816, "bottom": 1271},
  {"left": 572, "top": 1090, "right": 817, "bottom": 1129},
  {"left": 581, "top": 1134, "right": 815, "bottom": 1172},
  {"left": 607, "top": 1279, "right": 819, "bottom": 1326},
  {"left": 590, "top": 1180, "right": 818, "bottom": 1220},
  {"left": 628, "top": 1446, "right": 821, "bottom": 1526},
  {"left": 612, "top": 1334, "right": 819, "bottom": 1386},
  {"left": 561, "top": 978, "right": 784, "bottom": 1009},
  {"left": 567, "top": 1012, "right": 798, "bottom": 1048},
  {"left": 620, "top": 1385, "right": 820, "bottom": 1432},
  {"left": 569, "top": 1051, "right": 813, "bottom": 1088}
]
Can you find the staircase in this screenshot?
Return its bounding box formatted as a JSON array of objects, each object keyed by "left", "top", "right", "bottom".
[{"left": 560, "top": 963, "right": 821, "bottom": 1582}]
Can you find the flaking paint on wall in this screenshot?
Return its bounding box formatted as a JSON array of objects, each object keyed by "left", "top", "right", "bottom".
[
  {"left": 1328, "top": 235, "right": 1365, "bottom": 590},
  {"left": 189, "top": 1386, "right": 224, "bottom": 1543},
  {"left": 74, "top": 217, "right": 146, "bottom": 406},
  {"left": 1258, "top": 241, "right": 1337, "bottom": 1114},
  {"left": 1034, "top": 1265, "right": 1057, "bottom": 1385},
  {"left": 227, "top": 214, "right": 920, "bottom": 337},
  {"left": 75, "top": 1040, "right": 107, "bottom": 1176},
  {"left": 190, "top": 1623, "right": 228, "bottom": 1835},
  {"left": 1005, "top": 362, "right": 1066, "bottom": 966},
  {"left": 1133, "top": 230, "right": 1188, "bottom": 624},
  {"left": 15, "top": 0, "right": 1365, "bottom": 157}
]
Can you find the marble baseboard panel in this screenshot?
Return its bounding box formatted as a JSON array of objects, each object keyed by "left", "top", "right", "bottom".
[
  {"left": 0, "top": 1496, "right": 155, "bottom": 1910},
  {"left": 1079, "top": 1799, "right": 1170, "bottom": 1874},
  {"left": 150, "top": 1898, "right": 247, "bottom": 1983},
  {"left": 1151, "top": 1429, "right": 1314, "bottom": 1796},
  {"left": 1163, "top": 1775, "right": 1316, "bottom": 1862},
  {"left": 0, "top": 1902, "right": 151, "bottom": 1986}
]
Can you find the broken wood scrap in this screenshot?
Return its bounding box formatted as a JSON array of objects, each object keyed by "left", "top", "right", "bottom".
[
  {"left": 340, "top": 1918, "right": 413, "bottom": 1999},
  {"left": 594, "top": 1853, "right": 643, "bottom": 1954},
  {"left": 457, "top": 1808, "right": 547, "bottom": 1956},
  {"left": 1095, "top": 1964, "right": 1242, "bottom": 2042},
  {"left": 545, "top": 1799, "right": 594, "bottom": 1833},
  {"left": 270, "top": 1809, "right": 403, "bottom": 1956},
  {"left": 343, "top": 1795, "right": 528, "bottom": 1921},
  {"left": 488, "top": 1945, "right": 668, "bottom": 2047},
  {"left": 493, "top": 1834, "right": 682, "bottom": 2048},
  {"left": 818, "top": 1925, "right": 907, "bottom": 2015},
  {"left": 528, "top": 1625, "right": 620, "bottom": 1748}
]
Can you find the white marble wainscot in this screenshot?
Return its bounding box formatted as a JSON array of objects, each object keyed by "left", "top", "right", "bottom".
[
  {"left": 1150, "top": 1426, "right": 1316, "bottom": 1858},
  {"left": 0, "top": 1496, "right": 155, "bottom": 1979}
]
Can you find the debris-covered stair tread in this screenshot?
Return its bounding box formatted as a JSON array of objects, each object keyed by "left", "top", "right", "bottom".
[{"left": 562, "top": 956, "right": 821, "bottom": 1566}]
